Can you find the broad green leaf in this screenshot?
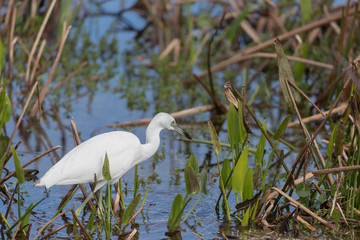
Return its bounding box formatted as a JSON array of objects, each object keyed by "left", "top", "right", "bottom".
[
  {"left": 227, "top": 103, "right": 240, "bottom": 147},
  {"left": 237, "top": 100, "right": 247, "bottom": 144},
  {"left": 167, "top": 193, "right": 184, "bottom": 231},
  {"left": 185, "top": 164, "right": 200, "bottom": 195},
  {"left": 102, "top": 152, "right": 111, "bottom": 181},
  {"left": 295, "top": 183, "right": 310, "bottom": 198},
  {"left": 12, "top": 146, "right": 24, "bottom": 184},
  {"left": 122, "top": 193, "right": 141, "bottom": 225},
  {"left": 243, "top": 167, "right": 254, "bottom": 201},
  {"left": 200, "top": 165, "right": 208, "bottom": 194},
  {"left": 87, "top": 207, "right": 96, "bottom": 232},
  {"left": 274, "top": 39, "right": 301, "bottom": 107},
  {"left": 332, "top": 210, "right": 341, "bottom": 222},
  {"left": 232, "top": 146, "right": 249, "bottom": 194},
  {"left": 300, "top": 0, "right": 312, "bottom": 22},
  {"left": 273, "top": 115, "right": 291, "bottom": 140},
  {"left": 327, "top": 125, "right": 338, "bottom": 158},
  {"left": 242, "top": 207, "right": 251, "bottom": 226},
  {"left": 254, "top": 119, "right": 266, "bottom": 165},
  {"left": 188, "top": 154, "right": 199, "bottom": 174},
  {"left": 221, "top": 158, "right": 232, "bottom": 190},
  {"left": 208, "top": 120, "right": 221, "bottom": 155}
]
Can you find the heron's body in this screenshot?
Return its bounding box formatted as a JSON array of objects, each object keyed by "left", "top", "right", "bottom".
[
  {"left": 34, "top": 113, "right": 191, "bottom": 196},
  {"left": 36, "top": 131, "right": 146, "bottom": 190}
]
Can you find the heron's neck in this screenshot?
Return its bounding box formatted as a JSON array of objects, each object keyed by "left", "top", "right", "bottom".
[{"left": 138, "top": 124, "right": 162, "bottom": 165}]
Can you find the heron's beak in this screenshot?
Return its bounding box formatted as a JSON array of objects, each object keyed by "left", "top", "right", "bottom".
[{"left": 173, "top": 124, "right": 192, "bottom": 140}]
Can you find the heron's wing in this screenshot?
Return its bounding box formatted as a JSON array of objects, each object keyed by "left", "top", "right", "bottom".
[{"left": 37, "top": 131, "right": 141, "bottom": 188}]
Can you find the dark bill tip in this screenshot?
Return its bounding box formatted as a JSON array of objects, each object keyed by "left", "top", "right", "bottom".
[{"left": 174, "top": 125, "right": 192, "bottom": 140}]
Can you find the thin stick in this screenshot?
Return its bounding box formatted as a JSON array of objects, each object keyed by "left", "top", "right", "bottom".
[
  {"left": 39, "top": 224, "right": 67, "bottom": 240},
  {"left": 70, "top": 209, "right": 92, "bottom": 240},
  {"left": 271, "top": 187, "right": 337, "bottom": 231},
  {"left": 29, "top": 40, "right": 47, "bottom": 84}
]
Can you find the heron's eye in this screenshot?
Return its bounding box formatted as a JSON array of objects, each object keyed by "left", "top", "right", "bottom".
[{"left": 171, "top": 121, "right": 176, "bottom": 126}]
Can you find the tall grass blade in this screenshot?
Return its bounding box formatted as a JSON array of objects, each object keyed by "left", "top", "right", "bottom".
[{"left": 254, "top": 119, "right": 266, "bottom": 165}]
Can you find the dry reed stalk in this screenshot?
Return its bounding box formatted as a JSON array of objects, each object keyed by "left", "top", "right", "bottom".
[
  {"left": 125, "top": 228, "right": 138, "bottom": 240},
  {"left": 296, "top": 216, "right": 318, "bottom": 231},
  {"left": 29, "top": 40, "right": 47, "bottom": 84},
  {"left": 39, "top": 224, "right": 67, "bottom": 240},
  {"left": 25, "top": 0, "right": 56, "bottom": 84},
  {"left": 271, "top": 187, "right": 337, "bottom": 231},
  {"left": 197, "top": 5, "right": 360, "bottom": 78},
  {"left": 70, "top": 209, "right": 92, "bottom": 240},
  {"left": 8, "top": 4, "right": 16, "bottom": 79},
  {"left": 288, "top": 105, "right": 347, "bottom": 127},
  {"left": 30, "top": 25, "right": 72, "bottom": 117},
  {"left": 11, "top": 222, "right": 21, "bottom": 240}
]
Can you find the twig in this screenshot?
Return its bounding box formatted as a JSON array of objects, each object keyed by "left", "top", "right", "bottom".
[{"left": 271, "top": 187, "right": 337, "bottom": 231}]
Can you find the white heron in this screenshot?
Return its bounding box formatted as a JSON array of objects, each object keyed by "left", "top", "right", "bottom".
[{"left": 35, "top": 112, "right": 192, "bottom": 214}]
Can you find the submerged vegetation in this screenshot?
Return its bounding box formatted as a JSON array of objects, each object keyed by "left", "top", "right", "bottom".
[{"left": 0, "top": 0, "right": 360, "bottom": 239}]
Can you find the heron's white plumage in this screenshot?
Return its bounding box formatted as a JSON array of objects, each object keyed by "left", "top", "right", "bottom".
[{"left": 34, "top": 112, "right": 191, "bottom": 192}]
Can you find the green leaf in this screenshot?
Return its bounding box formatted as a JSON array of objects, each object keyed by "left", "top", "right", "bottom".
[
  {"left": 188, "top": 154, "right": 199, "bottom": 174},
  {"left": 87, "top": 207, "right": 96, "bottom": 232},
  {"left": 327, "top": 125, "right": 338, "bottom": 159},
  {"left": 208, "top": 120, "right": 221, "bottom": 155},
  {"left": 293, "top": 43, "right": 309, "bottom": 82},
  {"left": 122, "top": 193, "right": 141, "bottom": 225},
  {"left": 274, "top": 39, "right": 301, "bottom": 107},
  {"left": 295, "top": 183, "right": 310, "bottom": 198},
  {"left": 332, "top": 210, "right": 341, "bottom": 222},
  {"left": 335, "top": 123, "right": 343, "bottom": 157},
  {"left": 0, "top": 38, "right": 4, "bottom": 71},
  {"left": 134, "top": 165, "right": 139, "bottom": 198},
  {"left": 185, "top": 164, "right": 200, "bottom": 195},
  {"left": 226, "top": 5, "right": 250, "bottom": 44},
  {"left": 20, "top": 203, "right": 33, "bottom": 232},
  {"left": 237, "top": 100, "right": 247, "bottom": 144},
  {"left": 243, "top": 167, "right": 254, "bottom": 201},
  {"left": 12, "top": 146, "right": 24, "bottom": 184},
  {"left": 227, "top": 103, "right": 240, "bottom": 147},
  {"left": 273, "top": 115, "right": 291, "bottom": 140},
  {"left": 200, "top": 165, "right": 207, "bottom": 194},
  {"left": 232, "top": 146, "right": 249, "bottom": 194},
  {"left": 242, "top": 207, "right": 251, "bottom": 226},
  {"left": 221, "top": 158, "right": 232, "bottom": 190},
  {"left": 300, "top": 0, "right": 312, "bottom": 22},
  {"left": 102, "top": 152, "right": 111, "bottom": 181},
  {"left": 254, "top": 119, "right": 266, "bottom": 165},
  {"left": 167, "top": 193, "right": 184, "bottom": 231}
]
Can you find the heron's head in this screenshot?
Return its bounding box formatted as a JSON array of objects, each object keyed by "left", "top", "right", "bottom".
[{"left": 153, "top": 112, "right": 192, "bottom": 140}]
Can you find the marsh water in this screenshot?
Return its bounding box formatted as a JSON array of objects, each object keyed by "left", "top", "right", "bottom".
[{"left": 2, "top": 0, "right": 333, "bottom": 239}]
